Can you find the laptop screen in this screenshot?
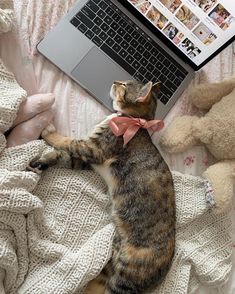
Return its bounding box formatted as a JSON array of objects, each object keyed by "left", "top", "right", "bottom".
[{"left": 127, "top": 0, "right": 235, "bottom": 67}]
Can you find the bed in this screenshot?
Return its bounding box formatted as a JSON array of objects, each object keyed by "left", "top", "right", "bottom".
[{"left": 0, "top": 0, "right": 234, "bottom": 293}]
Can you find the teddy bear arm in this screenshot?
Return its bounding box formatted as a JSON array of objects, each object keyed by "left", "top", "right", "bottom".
[{"left": 160, "top": 116, "right": 200, "bottom": 153}]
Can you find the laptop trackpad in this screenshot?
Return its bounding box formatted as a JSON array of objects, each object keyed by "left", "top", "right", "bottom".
[{"left": 71, "top": 46, "right": 132, "bottom": 110}]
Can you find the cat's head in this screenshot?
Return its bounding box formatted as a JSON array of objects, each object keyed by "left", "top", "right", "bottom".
[{"left": 110, "top": 80, "right": 161, "bottom": 119}]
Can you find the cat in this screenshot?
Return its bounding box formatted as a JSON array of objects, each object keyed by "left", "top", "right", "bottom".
[{"left": 29, "top": 80, "right": 176, "bottom": 294}]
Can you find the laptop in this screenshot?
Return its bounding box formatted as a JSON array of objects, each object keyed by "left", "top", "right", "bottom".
[{"left": 37, "top": 0, "right": 235, "bottom": 118}]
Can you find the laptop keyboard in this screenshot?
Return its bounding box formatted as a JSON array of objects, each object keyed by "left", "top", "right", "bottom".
[{"left": 70, "top": 0, "right": 188, "bottom": 105}]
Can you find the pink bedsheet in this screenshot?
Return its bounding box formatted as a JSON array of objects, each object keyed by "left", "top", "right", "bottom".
[{"left": 0, "top": 0, "right": 234, "bottom": 293}]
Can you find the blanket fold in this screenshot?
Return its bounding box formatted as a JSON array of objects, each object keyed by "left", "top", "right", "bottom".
[{"left": 0, "top": 58, "right": 232, "bottom": 294}]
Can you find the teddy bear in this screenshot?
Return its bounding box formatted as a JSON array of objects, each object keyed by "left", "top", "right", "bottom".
[{"left": 160, "top": 77, "right": 235, "bottom": 214}]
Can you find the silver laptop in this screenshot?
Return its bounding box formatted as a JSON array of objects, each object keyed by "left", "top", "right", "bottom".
[{"left": 37, "top": 0, "right": 235, "bottom": 118}]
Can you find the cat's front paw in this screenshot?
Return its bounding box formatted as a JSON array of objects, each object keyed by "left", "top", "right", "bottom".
[
  {"left": 41, "top": 123, "right": 56, "bottom": 139},
  {"left": 27, "top": 159, "right": 50, "bottom": 174}
]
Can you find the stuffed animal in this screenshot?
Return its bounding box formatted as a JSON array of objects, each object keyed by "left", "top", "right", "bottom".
[{"left": 160, "top": 77, "right": 235, "bottom": 214}]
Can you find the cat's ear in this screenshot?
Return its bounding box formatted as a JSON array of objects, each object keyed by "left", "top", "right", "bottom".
[
  {"left": 151, "top": 82, "right": 161, "bottom": 99},
  {"left": 136, "top": 81, "right": 153, "bottom": 103}
]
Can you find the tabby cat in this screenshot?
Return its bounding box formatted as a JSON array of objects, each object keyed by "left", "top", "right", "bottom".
[{"left": 30, "top": 80, "right": 175, "bottom": 294}]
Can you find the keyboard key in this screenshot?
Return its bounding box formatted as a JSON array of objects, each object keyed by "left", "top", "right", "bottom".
[
  {"left": 98, "top": 1, "right": 108, "bottom": 10},
  {"left": 143, "top": 51, "right": 151, "bottom": 59},
  {"left": 151, "top": 47, "right": 158, "bottom": 55},
  {"left": 158, "top": 53, "right": 165, "bottom": 62},
  {"left": 165, "top": 80, "right": 177, "bottom": 92},
  {"left": 87, "top": 1, "right": 99, "bottom": 13},
  {"left": 126, "top": 24, "right": 133, "bottom": 34},
  {"left": 106, "top": 37, "right": 115, "bottom": 47},
  {"left": 111, "top": 21, "right": 119, "bottom": 30},
  {"left": 163, "top": 59, "right": 170, "bottom": 67},
  {"left": 152, "top": 77, "right": 160, "bottom": 83},
  {"left": 92, "top": 0, "right": 102, "bottom": 3},
  {"left": 101, "top": 44, "right": 135, "bottom": 76},
  {"left": 81, "top": 6, "right": 96, "bottom": 20},
  {"left": 137, "top": 45, "right": 144, "bottom": 53},
  {"left": 162, "top": 67, "right": 169, "bottom": 76},
  {"left": 94, "top": 16, "right": 102, "bottom": 26},
  {"left": 138, "top": 35, "right": 146, "bottom": 45},
  {"left": 120, "top": 20, "right": 128, "bottom": 29},
  {"left": 160, "top": 95, "right": 169, "bottom": 105},
  {"left": 146, "top": 63, "right": 154, "bottom": 72},
  {"left": 113, "top": 43, "right": 121, "bottom": 53},
  {"left": 174, "top": 77, "right": 181, "bottom": 86},
  {"left": 77, "top": 23, "right": 87, "bottom": 33},
  {"left": 145, "top": 72, "right": 153, "bottom": 81},
  {"left": 127, "top": 46, "right": 135, "bottom": 55},
  {"left": 114, "top": 35, "right": 122, "bottom": 43},
  {"left": 175, "top": 69, "right": 186, "bottom": 81},
  {"left": 159, "top": 74, "right": 167, "bottom": 83},
  {"left": 70, "top": 17, "right": 80, "bottom": 27},
  {"left": 99, "top": 31, "right": 108, "bottom": 41},
  {"left": 104, "top": 15, "right": 112, "bottom": 25},
  {"left": 134, "top": 72, "right": 144, "bottom": 81},
  {"left": 92, "top": 25, "right": 101, "bottom": 35},
  {"left": 132, "top": 61, "right": 140, "bottom": 69},
  {"left": 140, "top": 57, "right": 148, "bottom": 66},
  {"left": 150, "top": 56, "right": 157, "bottom": 64},
  {"left": 124, "top": 33, "right": 132, "bottom": 42},
  {"left": 85, "top": 30, "right": 95, "bottom": 39},
  {"left": 169, "top": 64, "right": 177, "bottom": 72},
  {"left": 101, "top": 23, "right": 109, "bottom": 31},
  {"left": 113, "top": 13, "right": 121, "bottom": 22},
  {"left": 130, "top": 39, "right": 138, "bottom": 47},
  {"left": 153, "top": 69, "right": 160, "bottom": 77},
  {"left": 120, "top": 49, "right": 128, "bottom": 58},
  {"left": 145, "top": 42, "right": 152, "bottom": 50},
  {"left": 107, "top": 28, "right": 115, "bottom": 37},
  {"left": 126, "top": 55, "right": 134, "bottom": 64},
  {"left": 93, "top": 36, "right": 103, "bottom": 46},
  {"left": 76, "top": 12, "right": 94, "bottom": 29},
  {"left": 134, "top": 51, "right": 141, "bottom": 60},
  {"left": 139, "top": 66, "right": 146, "bottom": 75},
  {"left": 160, "top": 84, "right": 173, "bottom": 99},
  {"left": 132, "top": 30, "right": 140, "bottom": 39},
  {"left": 97, "top": 10, "right": 106, "bottom": 19},
  {"left": 168, "top": 72, "right": 174, "bottom": 80},
  {"left": 180, "top": 66, "right": 188, "bottom": 75},
  {"left": 156, "top": 62, "right": 163, "bottom": 70},
  {"left": 117, "top": 28, "right": 125, "bottom": 35},
  {"left": 106, "top": 6, "right": 114, "bottom": 16},
  {"left": 121, "top": 40, "right": 129, "bottom": 49}
]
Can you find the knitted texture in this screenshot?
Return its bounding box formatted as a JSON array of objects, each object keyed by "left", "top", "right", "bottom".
[
  {"left": 0, "top": 0, "right": 14, "bottom": 33},
  {"left": 0, "top": 61, "right": 232, "bottom": 293},
  {"left": 0, "top": 60, "right": 26, "bottom": 135}
]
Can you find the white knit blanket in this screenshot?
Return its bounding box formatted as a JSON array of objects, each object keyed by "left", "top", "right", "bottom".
[{"left": 0, "top": 60, "right": 233, "bottom": 294}]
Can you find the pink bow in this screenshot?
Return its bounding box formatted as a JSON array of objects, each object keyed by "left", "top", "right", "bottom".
[{"left": 109, "top": 116, "right": 164, "bottom": 146}]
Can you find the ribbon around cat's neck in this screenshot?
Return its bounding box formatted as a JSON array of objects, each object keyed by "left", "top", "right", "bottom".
[{"left": 109, "top": 114, "right": 164, "bottom": 146}]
